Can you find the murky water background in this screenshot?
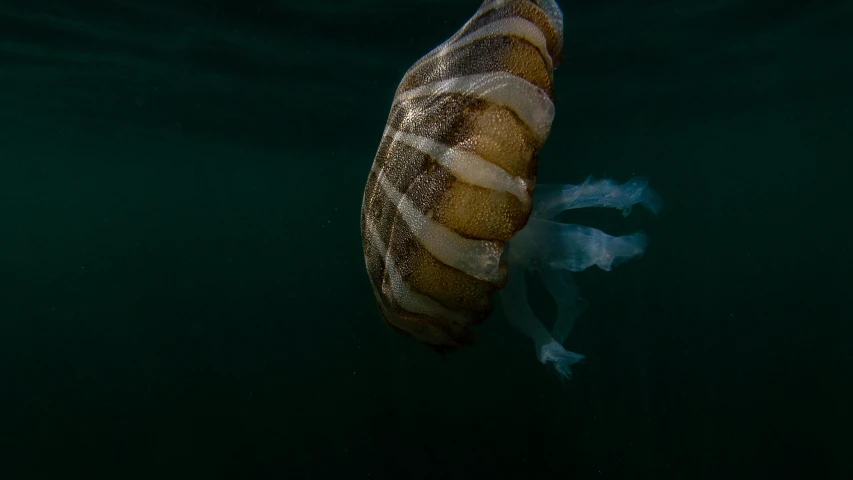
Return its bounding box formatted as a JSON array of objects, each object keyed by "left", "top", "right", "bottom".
[{"left": 1, "top": 0, "right": 850, "bottom": 478}]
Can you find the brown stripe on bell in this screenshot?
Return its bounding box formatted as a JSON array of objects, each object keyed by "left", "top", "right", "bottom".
[
  {"left": 387, "top": 94, "right": 540, "bottom": 180},
  {"left": 466, "top": 0, "right": 563, "bottom": 64},
  {"left": 363, "top": 142, "right": 454, "bottom": 247},
  {"left": 398, "top": 34, "right": 555, "bottom": 99},
  {"left": 383, "top": 305, "right": 477, "bottom": 354},
  {"left": 367, "top": 139, "right": 453, "bottom": 215},
  {"left": 381, "top": 211, "right": 499, "bottom": 326},
  {"left": 362, "top": 185, "right": 491, "bottom": 350},
  {"left": 409, "top": 0, "right": 563, "bottom": 74},
  {"left": 365, "top": 153, "right": 503, "bottom": 310}
]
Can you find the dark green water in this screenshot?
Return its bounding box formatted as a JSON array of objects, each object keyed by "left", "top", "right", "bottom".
[{"left": 1, "top": 0, "right": 851, "bottom": 478}]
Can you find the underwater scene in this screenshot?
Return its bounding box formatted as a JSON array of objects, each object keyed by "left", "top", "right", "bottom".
[{"left": 1, "top": 0, "right": 850, "bottom": 478}]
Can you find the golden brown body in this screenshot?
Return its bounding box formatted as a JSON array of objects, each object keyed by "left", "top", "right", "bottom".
[{"left": 361, "top": 0, "right": 565, "bottom": 353}]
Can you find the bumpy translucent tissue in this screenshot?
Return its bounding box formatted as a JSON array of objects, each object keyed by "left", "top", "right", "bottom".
[{"left": 500, "top": 176, "right": 662, "bottom": 380}]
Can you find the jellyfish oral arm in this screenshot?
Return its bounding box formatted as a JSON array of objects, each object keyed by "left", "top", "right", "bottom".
[
  {"left": 500, "top": 176, "right": 661, "bottom": 379},
  {"left": 531, "top": 176, "right": 663, "bottom": 220},
  {"left": 501, "top": 262, "right": 587, "bottom": 380},
  {"left": 508, "top": 218, "right": 650, "bottom": 272}
]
